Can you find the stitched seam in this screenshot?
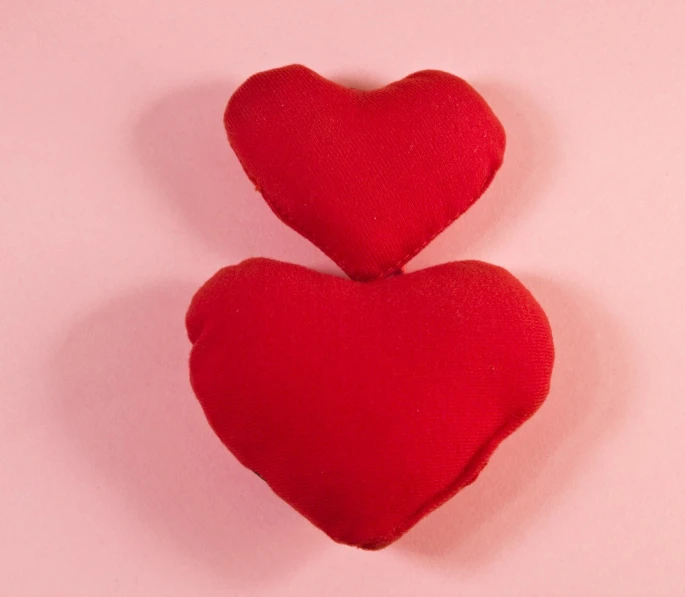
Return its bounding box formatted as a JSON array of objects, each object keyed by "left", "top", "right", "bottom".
[
  {"left": 381, "top": 158, "right": 503, "bottom": 279},
  {"left": 231, "top": 137, "right": 503, "bottom": 281},
  {"left": 360, "top": 393, "right": 547, "bottom": 550}
]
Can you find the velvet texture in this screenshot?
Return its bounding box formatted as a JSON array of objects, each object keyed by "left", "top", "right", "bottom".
[
  {"left": 187, "top": 259, "right": 554, "bottom": 549},
  {"left": 225, "top": 65, "right": 506, "bottom": 281}
]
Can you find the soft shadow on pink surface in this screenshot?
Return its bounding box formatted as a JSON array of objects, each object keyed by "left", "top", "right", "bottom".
[
  {"left": 134, "top": 81, "right": 333, "bottom": 271},
  {"left": 398, "top": 278, "right": 631, "bottom": 562},
  {"left": 409, "top": 81, "right": 557, "bottom": 270},
  {"left": 55, "top": 284, "right": 322, "bottom": 584},
  {"left": 54, "top": 82, "right": 341, "bottom": 584}
]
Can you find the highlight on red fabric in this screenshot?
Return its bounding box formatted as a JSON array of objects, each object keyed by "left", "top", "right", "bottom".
[
  {"left": 225, "top": 65, "right": 506, "bottom": 281},
  {"left": 187, "top": 258, "right": 555, "bottom": 549}
]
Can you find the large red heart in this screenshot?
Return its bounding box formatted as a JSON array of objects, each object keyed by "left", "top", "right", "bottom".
[
  {"left": 187, "top": 258, "right": 554, "bottom": 549},
  {"left": 225, "top": 65, "right": 506, "bottom": 281}
]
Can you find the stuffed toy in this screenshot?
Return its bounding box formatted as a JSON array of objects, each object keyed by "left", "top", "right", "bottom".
[{"left": 186, "top": 65, "right": 555, "bottom": 550}]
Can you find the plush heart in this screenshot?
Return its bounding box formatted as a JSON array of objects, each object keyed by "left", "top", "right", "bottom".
[
  {"left": 186, "top": 258, "right": 554, "bottom": 549},
  {"left": 225, "top": 65, "right": 506, "bottom": 281}
]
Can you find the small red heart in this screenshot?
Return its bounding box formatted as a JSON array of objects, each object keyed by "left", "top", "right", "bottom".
[
  {"left": 187, "top": 259, "right": 554, "bottom": 548},
  {"left": 225, "top": 65, "right": 506, "bottom": 281}
]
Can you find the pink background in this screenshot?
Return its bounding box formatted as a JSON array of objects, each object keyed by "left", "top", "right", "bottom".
[{"left": 2, "top": 1, "right": 684, "bottom": 595}]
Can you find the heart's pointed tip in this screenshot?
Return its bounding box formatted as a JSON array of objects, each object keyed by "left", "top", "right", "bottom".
[
  {"left": 330, "top": 531, "right": 399, "bottom": 551},
  {"left": 357, "top": 540, "right": 394, "bottom": 551}
]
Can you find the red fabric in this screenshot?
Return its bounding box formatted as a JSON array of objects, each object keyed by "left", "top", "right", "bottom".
[
  {"left": 187, "top": 258, "right": 554, "bottom": 549},
  {"left": 225, "top": 65, "right": 505, "bottom": 281}
]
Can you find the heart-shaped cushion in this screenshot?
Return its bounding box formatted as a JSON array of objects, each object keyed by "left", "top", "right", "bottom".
[
  {"left": 225, "top": 65, "right": 506, "bottom": 281},
  {"left": 187, "top": 258, "right": 554, "bottom": 549}
]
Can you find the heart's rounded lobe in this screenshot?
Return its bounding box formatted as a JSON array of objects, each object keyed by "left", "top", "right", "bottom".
[
  {"left": 186, "top": 259, "right": 554, "bottom": 549},
  {"left": 225, "top": 65, "right": 506, "bottom": 281}
]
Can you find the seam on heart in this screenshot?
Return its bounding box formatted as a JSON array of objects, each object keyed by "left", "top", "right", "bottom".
[
  {"left": 228, "top": 150, "right": 367, "bottom": 278},
  {"left": 230, "top": 148, "right": 503, "bottom": 282},
  {"left": 358, "top": 407, "right": 538, "bottom": 550},
  {"left": 378, "top": 160, "right": 502, "bottom": 280}
]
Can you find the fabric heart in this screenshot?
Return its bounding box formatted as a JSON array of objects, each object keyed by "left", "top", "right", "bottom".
[
  {"left": 187, "top": 258, "right": 554, "bottom": 549},
  {"left": 225, "top": 65, "right": 506, "bottom": 281}
]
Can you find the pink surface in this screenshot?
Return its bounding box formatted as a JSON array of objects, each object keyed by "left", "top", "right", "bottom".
[{"left": 1, "top": 1, "right": 684, "bottom": 595}]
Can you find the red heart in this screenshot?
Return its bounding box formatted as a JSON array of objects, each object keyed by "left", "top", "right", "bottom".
[
  {"left": 225, "top": 65, "right": 506, "bottom": 281},
  {"left": 187, "top": 259, "right": 554, "bottom": 549}
]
